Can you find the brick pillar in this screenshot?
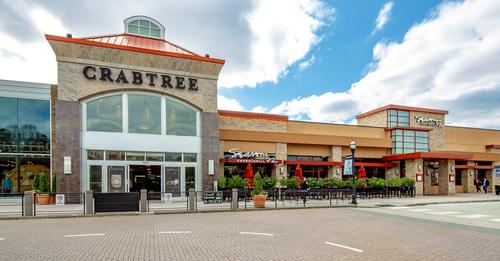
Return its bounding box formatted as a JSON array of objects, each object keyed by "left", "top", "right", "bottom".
[
  {"left": 486, "top": 169, "right": 494, "bottom": 193},
  {"left": 405, "top": 158, "right": 423, "bottom": 196},
  {"left": 462, "top": 161, "right": 475, "bottom": 193},
  {"left": 438, "top": 160, "right": 455, "bottom": 195},
  {"left": 423, "top": 163, "right": 432, "bottom": 195},
  {"left": 275, "top": 143, "right": 287, "bottom": 184},
  {"left": 329, "top": 146, "right": 342, "bottom": 179}
]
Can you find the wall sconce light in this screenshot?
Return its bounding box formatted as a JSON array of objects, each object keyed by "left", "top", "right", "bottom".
[
  {"left": 450, "top": 166, "right": 455, "bottom": 173},
  {"left": 279, "top": 167, "right": 285, "bottom": 174},
  {"left": 418, "top": 165, "right": 422, "bottom": 172},
  {"left": 336, "top": 168, "right": 341, "bottom": 175},
  {"left": 395, "top": 169, "right": 399, "bottom": 175}
]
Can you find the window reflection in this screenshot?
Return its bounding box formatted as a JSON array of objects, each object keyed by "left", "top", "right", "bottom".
[
  {"left": 128, "top": 94, "right": 161, "bottom": 134},
  {"left": 87, "top": 95, "right": 122, "bottom": 132},
  {"left": 165, "top": 99, "right": 197, "bottom": 136},
  {"left": 0, "top": 97, "right": 17, "bottom": 153},
  {"left": 18, "top": 99, "right": 50, "bottom": 153},
  {"left": 0, "top": 155, "right": 17, "bottom": 193},
  {"left": 19, "top": 155, "right": 50, "bottom": 193}
]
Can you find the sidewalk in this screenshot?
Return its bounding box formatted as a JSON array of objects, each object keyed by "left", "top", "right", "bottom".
[{"left": 356, "top": 193, "right": 500, "bottom": 208}]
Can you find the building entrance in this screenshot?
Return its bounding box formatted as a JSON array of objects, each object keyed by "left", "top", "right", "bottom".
[{"left": 129, "top": 165, "right": 161, "bottom": 194}]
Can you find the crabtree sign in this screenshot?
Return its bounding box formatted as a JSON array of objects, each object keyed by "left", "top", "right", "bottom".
[{"left": 415, "top": 115, "right": 443, "bottom": 127}]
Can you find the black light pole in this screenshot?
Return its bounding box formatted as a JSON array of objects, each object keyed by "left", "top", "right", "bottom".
[{"left": 350, "top": 140, "right": 357, "bottom": 205}]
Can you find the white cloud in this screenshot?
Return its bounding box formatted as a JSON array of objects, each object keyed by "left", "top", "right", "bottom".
[
  {"left": 372, "top": 1, "right": 394, "bottom": 35},
  {"left": 217, "top": 95, "right": 244, "bottom": 111},
  {"left": 218, "top": 0, "right": 334, "bottom": 87},
  {"left": 298, "top": 55, "right": 316, "bottom": 71},
  {"left": 251, "top": 105, "right": 267, "bottom": 113},
  {"left": 272, "top": 0, "right": 500, "bottom": 129}
]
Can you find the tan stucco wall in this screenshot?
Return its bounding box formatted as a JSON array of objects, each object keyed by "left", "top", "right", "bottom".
[
  {"left": 341, "top": 147, "right": 389, "bottom": 158},
  {"left": 356, "top": 111, "right": 387, "bottom": 128},
  {"left": 219, "top": 117, "right": 287, "bottom": 132},
  {"left": 287, "top": 121, "right": 386, "bottom": 138},
  {"left": 287, "top": 144, "right": 330, "bottom": 156},
  {"left": 445, "top": 126, "right": 500, "bottom": 153},
  {"left": 409, "top": 111, "right": 445, "bottom": 151}
]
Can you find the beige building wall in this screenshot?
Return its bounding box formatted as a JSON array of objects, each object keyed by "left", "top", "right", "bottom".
[
  {"left": 287, "top": 121, "right": 386, "bottom": 138},
  {"left": 445, "top": 127, "right": 500, "bottom": 153},
  {"left": 219, "top": 117, "right": 287, "bottom": 132},
  {"left": 356, "top": 111, "right": 387, "bottom": 127},
  {"left": 287, "top": 144, "right": 330, "bottom": 156}
]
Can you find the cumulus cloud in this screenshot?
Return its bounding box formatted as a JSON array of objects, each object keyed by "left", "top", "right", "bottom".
[
  {"left": 271, "top": 0, "right": 500, "bottom": 129},
  {"left": 217, "top": 95, "right": 244, "bottom": 111},
  {"left": 372, "top": 1, "right": 394, "bottom": 36},
  {"left": 298, "top": 55, "right": 316, "bottom": 71}
]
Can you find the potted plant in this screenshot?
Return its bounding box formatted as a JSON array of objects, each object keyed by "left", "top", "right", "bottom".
[
  {"left": 251, "top": 173, "right": 268, "bottom": 208},
  {"left": 33, "top": 174, "right": 50, "bottom": 204},
  {"left": 325, "top": 177, "right": 342, "bottom": 188},
  {"left": 217, "top": 175, "right": 227, "bottom": 190}
]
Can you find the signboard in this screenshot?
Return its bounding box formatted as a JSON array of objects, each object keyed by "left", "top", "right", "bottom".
[
  {"left": 416, "top": 173, "right": 423, "bottom": 182},
  {"left": 415, "top": 115, "right": 443, "bottom": 127},
  {"left": 343, "top": 156, "right": 353, "bottom": 176},
  {"left": 203, "top": 191, "right": 222, "bottom": 204},
  {"left": 63, "top": 156, "right": 71, "bottom": 174},
  {"left": 495, "top": 167, "right": 500, "bottom": 178},
  {"left": 224, "top": 148, "right": 277, "bottom": 163},
  {"left": 208, "top": 160, "right": 214, "bottom": 175},
  {"left": 164, "top": 193, "right": 173, "bottom": 204},
  {"left": 55, "top": 194, "right": 65, "bottom": 205}
]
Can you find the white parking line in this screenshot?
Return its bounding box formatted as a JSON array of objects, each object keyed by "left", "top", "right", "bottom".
[
  {"left": 239, "top": 232, "right": 274, "bottom": 236},
  {"left": 489, "top": 219, "right": 500, "bottom": 222},
  {"left": 159, "top": 231, "right": 192, "bottom": 234},
  {"left": 386, "top": 207, "right": 411, "bottom": 210},
  {"left": 324, "top": 242, "right": 363, "bottom": 253},
  {"left": 407, "top": 209, "right": 431, "bottom": 212},
  {"left": 64, "top": 233, "right": 105, "bottom": 238},
  {"left": 427, "top": 211, "right": 461, "bottom": 216},
  {"left": 457, "top": 214, "right": 491, "bottom": 219},
  {"left": 0, "top": 238, "right": 5, "bottom": 240}
]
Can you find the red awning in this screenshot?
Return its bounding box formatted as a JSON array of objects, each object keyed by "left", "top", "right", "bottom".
[{"left": 220, "top": 158, "right": 283, "bottom": 164}]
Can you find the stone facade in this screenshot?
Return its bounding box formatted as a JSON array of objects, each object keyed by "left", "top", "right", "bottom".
[
  {"left": 201, "top": 112, "right": 220, "bottom": 191},
  {"left": 275, "top": 143, "right": 287, "bottom": 181},
  {"left": 329, "top": 146, "right": 342, "bottom": 178},
  {"left": 438, "top": 160, "right": 455, "bottom": 195},
  {"left": 219, "top": 117, "right": 287, "bottom": 132},
  {"left": 385, "top": 162, "right": 401, "bottom": 179},
  {"left": 409, "top": 111, "right": 445, "bottom": 151},
  {"left": 357, "top": 111, "right": 387, "bottom": 127},
  {"left": 405, "top": 158, "right": 424, "bottom": 195}
]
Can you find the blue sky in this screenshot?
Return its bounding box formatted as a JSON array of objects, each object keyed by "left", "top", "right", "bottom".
[{"left": 0, "top": 0, "right": 499, "bottom": 128}]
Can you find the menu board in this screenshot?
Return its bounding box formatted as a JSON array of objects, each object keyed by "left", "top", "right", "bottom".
[{"left": 203, "top": 191, "right": 222, "bottom": 204}]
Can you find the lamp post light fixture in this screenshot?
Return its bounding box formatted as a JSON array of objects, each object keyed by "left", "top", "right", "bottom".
[{"left": 350, "top": 139, "right": 357, "bottom": 205}]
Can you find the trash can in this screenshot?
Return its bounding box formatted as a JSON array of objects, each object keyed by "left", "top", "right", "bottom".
[{"left": 495, "top": 185, "right": 500, "bottom": 195}]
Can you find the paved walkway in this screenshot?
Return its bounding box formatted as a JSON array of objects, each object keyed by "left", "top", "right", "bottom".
[{"left": 356, "top": 192, "right": 500, "bottom": 207}]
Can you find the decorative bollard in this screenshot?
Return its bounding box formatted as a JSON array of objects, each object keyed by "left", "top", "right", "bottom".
[
  {"left": 23, "top": 191, "right": 34, "bottom": 216},
  {"left": 85, "top": 190, "right": 94, "bottom": 215},
  {"left": 140, "top": 189, "right": 148, "bottom": 213},
  {"left": 231, "top": 188, "right": 239, "bottom": 210},
  {"left": 188, "top": 188, "right": 196, "bottom": 212}
]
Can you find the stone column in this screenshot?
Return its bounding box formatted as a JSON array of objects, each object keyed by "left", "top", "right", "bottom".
[
  {"left": 85, "top": 190, "right": 94, "bottom": 215},
  {"left": 188, "top": 188, "right": 196, "bottom": 212},
  {"left": 423, "top": 163, "right": 432, "bottom": 195},
  {"left": 231, "top": 188, "right": 239, "bottom": 209},
  {"left": 201, "top": 112, "right": 220, "bottom": 191},
  {"left": 405, "top": 158, "right": 423, "bottom": 196},
  {"left": 486, "top": 169, "right": 494, "bottom": 193},
  {"left": 275, "top": 143, "right": 287, "bottom": 183},
  {"left": 438, "top": 160, "right": 455, "bottom": 195},
  {"left": 385, "top": 162, "right": 401, "bottom": 179},
  {"left": 140, "top": 189, "right": 148, "bottom": 213},
  {"left": 23, "top": 191, "right": 34, "bottom": 217},
  {"left": 462, "top": 161, "right": 475, "bottom": 193},
  {"left": 329, "top": 146, "right": 342, "bottom": 179}
]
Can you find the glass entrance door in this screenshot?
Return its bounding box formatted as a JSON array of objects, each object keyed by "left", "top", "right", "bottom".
[
  {"left": 185, "top": 167, "right": 196, "bottom": 192},
  {"left": 165, "top": 167, "right": 181, "bottom": 197},
  {"left": 89, "top": 165, "right": 103, "bottom": 192},
  {"left": 129, "top": 165, "right": 161, "bottom": 194},
  {"left": 108, "top": 165, "right": 126, "bottom": 192}
]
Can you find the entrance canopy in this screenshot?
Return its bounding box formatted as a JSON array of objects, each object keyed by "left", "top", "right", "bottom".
[{"left": 383, "top": 152, "right": 473, "bottom": 161}]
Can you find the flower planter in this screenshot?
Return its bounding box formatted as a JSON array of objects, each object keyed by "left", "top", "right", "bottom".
[
  {"left": 252, "top": 194, "right": 267, "bottom": 208},
  {"left": 36, "top": 193, "right": 51, "bottom": 205}
]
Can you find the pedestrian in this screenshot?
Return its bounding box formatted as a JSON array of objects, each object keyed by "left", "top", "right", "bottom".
[
  {"left": 474, "top": 178, "right": 482, "bottom": 192},
  {"left": 300, "top": 177, "right": 308, "bottom": 205},
  {"left": 482, "top": 177, "right": 490, "bottom": 194}
]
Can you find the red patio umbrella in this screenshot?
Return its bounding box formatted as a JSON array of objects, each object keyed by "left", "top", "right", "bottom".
[
  {"left": 244, "top": 163, "right": 254, "bottom": 188},
  {"left": 295, "top": 164, "right": 303, "bottom": 188},
  {"left": 357, "top": 165, "right": 367, "bottom": 179}
]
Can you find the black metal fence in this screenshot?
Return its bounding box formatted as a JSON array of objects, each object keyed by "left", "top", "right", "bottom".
[
  {"left": 147, "top": 191, "right": 189, "bottom": 212},
  {"left": 33, "top": 192, "right": 85, "bottom": 216},
  {"left": 0, "top": 193, "right": 24, "bottom": 217}
]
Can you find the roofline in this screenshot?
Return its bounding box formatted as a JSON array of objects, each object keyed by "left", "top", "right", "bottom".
[
  {"left": 486, "top": 144, "right": 500, "bottom": 149},
  {"left": 218, "top": 110, "right": 288, "bottom": 122},
  {"left": 45, "top": 34, "right": 225, "bottom": 65},
  {"left": 356, "top": 104, "right": 449, "bottom": 119},
  {"left": 445, "top": 125, "right": 500, "bottom": 132},
  {"left": 383, "top": 151, "right": 473, "bottom": 161}
]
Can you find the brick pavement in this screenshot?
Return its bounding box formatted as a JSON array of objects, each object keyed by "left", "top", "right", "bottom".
[{"left": 1, "top": 207, "right": 500, "bottom": 260}]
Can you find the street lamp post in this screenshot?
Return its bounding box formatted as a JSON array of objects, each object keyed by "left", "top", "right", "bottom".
[{"left": 350, "top": 140, "right": 357, "bottom": 205}]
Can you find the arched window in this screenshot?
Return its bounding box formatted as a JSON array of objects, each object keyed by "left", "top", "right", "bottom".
[
  {"left": 165, "top": 98, "right": 197, "bottom": 136},
  {"left": 87, "top": 95, "right": 122, "bottom": 132},
  {"left": 124, "top": 16, "right": 165, "bottom": 39},
  {"left": 128, "top": 94, "right": 161, "bottom": 134}
]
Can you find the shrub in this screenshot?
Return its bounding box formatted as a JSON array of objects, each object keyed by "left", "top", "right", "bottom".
[
  {"left": 33, "top": 174, "right": 50, "bottom": 193},
  {"left": 386, "top": 178, "right": 403, "bottom": 187},
  {"left": 280, "top": 177, "right": 299, "bottom": 188},
  {"left": 341, "top": 179, "right": 353, "bottom": 188},
  {"left": 217, "top": 175, "right": 227, "bottom": 190},
  {"left": 367, "top": 177, "right": 386, "bottom": 188},
  {"left": 251, "top": 173, "right": 268, "bottom": 197},
  {"left": 228, "top": 175, "right": 248, "bottom": 189},
  {"left": 400, "top": 177, "right": 416, "bottom": 187},
  {"left": 325, "top": 177, "right": 342, "bottom": 188},
  {"left": 262, "top": 177, "right": 277, "bottom": 189}
]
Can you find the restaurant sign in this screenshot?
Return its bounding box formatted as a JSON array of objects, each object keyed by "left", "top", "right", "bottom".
[
  {"left": 224, "top": 148, "right": 277, "bottom": 164},
  {"left": 415, "top": 115, "right": 443, "bottom": 127}
]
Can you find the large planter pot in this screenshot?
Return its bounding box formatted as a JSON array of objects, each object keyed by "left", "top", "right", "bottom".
[
  {"left": 252, "top": 194, "right": 267, "bottom": 208},
  {"left": 36, "top": 194, "right": 51, "bottom": 205}
]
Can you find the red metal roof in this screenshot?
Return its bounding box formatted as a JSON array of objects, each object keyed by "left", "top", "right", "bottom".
[{"left": 81, "top": 33, "right": 198, "bottom": 56}]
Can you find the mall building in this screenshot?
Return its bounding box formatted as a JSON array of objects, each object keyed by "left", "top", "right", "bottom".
[{"left": 1, "top": 16, "right": 499, "bottom": 196}]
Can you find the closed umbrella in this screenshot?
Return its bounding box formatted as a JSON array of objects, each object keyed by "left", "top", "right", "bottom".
[
  {"left": 357, "top": 165, "right": 367, "bottom": 179},
  {"left": 295, "top": 164, "right": 303, "bottom": 189},
  {"left": 244, "top": 163, "right": 254, "bottom": 188}
]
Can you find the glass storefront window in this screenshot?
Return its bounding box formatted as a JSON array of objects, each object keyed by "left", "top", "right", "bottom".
[
  {"left": 165, "top": 152, "right": 182, "bottom": 162},
  {"left": 128, "top": 94, "right": 161, "bottom": 134},
  {"left": 165, "top": 99, "right": 197, "bottom": 136},
  {"left": 0, "top": 155, "right": 17, "bottom": 193},
  {"left": 87, "top": 95, "right": 122, "bottom": 132},
  {"left": 19, "top": 155, "right": 50, "bottom": 193},
  {"left": 126, "top": 151, "right": 145, "bottom": 161},
  {"left": 87, "top": 150, "right": 104, "bottom": 160},
  {"left": 146, "top": 152, "right": 164, "bottom": 161},
  {"left": 89, "top": 165, "right": 102, "bottom": 192},
  {"left": 183, "top": 153, "right": 197, "bottom": 162},
  {"left": 0, "top": 97, "right": 18, "bottom": 153},
  {"left": 106, "top": 151, "right": 125, "bottom": 161},
  {"left": 18, "top": 99, "right": 50, "bottom": 153}
]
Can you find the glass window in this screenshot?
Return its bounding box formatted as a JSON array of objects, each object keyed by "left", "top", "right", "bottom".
[
  {"left": 106, "top": 151, "right": 125, "bottom": 161},
  {"left": 128, "top": 25, "right": 138, "bottom": 34},
  {"left": 388, "top": 110, "right": 397, "bottom": 116},
  {"left": 398, "top": 111, "right": 409, "bottom": 117},
  {"left": 416, "top": 131, "right": 428, "bottom": 137},
  {"left": 403, "top": 130, "right": 415, "bottom": 137},
  {"left": 87, "top": 150, "right": 104, "bottom": 160},
  {"left": 87, "top": 95, "right": 122, "bottom": 132},
  {"left": 151, "top": 29, "right": 161, "bottom": 38},
  {"left": 165, "top": 99, "right": 197, "bottom": 136},
  {"left": 19, "top": 155, "right": 50, "bottom": 193},
  {"left": 0, "top": 155, "right": 17, "bottom": 193},
  {"left": 128, "top": 94, "right": 161, "bottom": 134},
  {"left": 404, "top": 136, "right": 415, "bottom": 142},
  {"left": 89, "top": 165, "right": 102, "bottom": 192},
  {"left": 0, "top": 97, "right": 18, "bottom": 153},
  {"left": 126, "top": 152, "right": 145, "bottom": 161},
  {"left": 416, "top": 143, "right": 429, "bottom": 149},
  {"left": 146, "top": 152, "right": 164, "bottom": 161},
  {"left": 139, "top": 20, "right": 149, "bottom": 27},
  {"left": 165, "top": 152, "right": 182, "bottom": 162},
  {"left": 416, "top": 137, "right": 428, "bottom": 143},
  {"left": 183, "top": 153, "right": 197, "bottom": 162},
  {"left": 404, "top": 143, "right": 415, "bottom": 149}
]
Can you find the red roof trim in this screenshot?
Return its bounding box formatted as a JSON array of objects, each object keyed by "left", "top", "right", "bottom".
[
  {"left": 385, "top": 126, "right": 433, "bottom": 132},
  {"left": 356, "top": 104, "right": 449, "bottom": 119},
  {"left": 218, "top": 110, "right": 288, "bottom": 122},
  {"left": 45, "top": 34, "right": 225, "bottom": 65},
  {"left": 455, "top": 165, "right": 494, "bottom": 170},
  {"left": 486, "top": 144, "right": 500, "bottom": 149},
  {"left": 383, "top": 152, "right": 473, "bottom": 161}
]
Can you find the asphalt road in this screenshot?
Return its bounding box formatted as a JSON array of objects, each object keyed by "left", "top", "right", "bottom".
[{"left": 1, "top": 204, "right": 500, "bottom": 260}]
